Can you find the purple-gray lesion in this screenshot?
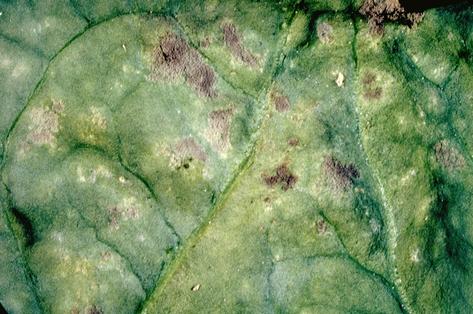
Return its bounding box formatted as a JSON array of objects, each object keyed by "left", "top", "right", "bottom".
[
  {"left": 270, "top": 89, "right": 291, "bottom": 112},
  {"left": 221, "top": 22, "right": 258, "bottom": 67},
  {"left": 323, "top": 155, "right": 360, "bottom": 190},
  {"left": 262, "top": 163, "right": 298, "bottom": 191},
  {"left": 150, "top": 33, "right": 216, "bottom": 98},
  {"left": 434, "top": 140, "right": 465, "bottom": 171}
]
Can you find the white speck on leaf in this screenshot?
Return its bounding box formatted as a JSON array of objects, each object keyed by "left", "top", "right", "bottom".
[
  {"left": 335, "top": 72, "right": 344, "bottom": 87},
  {"left": 410, "top": 248, "right": 421, "bottom": 263}
]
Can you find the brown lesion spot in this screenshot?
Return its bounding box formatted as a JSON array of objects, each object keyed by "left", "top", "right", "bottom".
[
  {"left": 364, "top": 86, "right": 382, "bottom": 100},
  {"left": 153, "top": 34, "right": 188, "bottom": 77},
  {"left": 108, "top": 207, "right": 120, "bottom": 229},
  {"left": 87, "top": 305, "right": 103, "bottom": 314},
  {"left": 151, "top": 33, "right": 216, "bottom": 97},
  {"left": 323, "top": 155, "right": 360, "bottom": 189},
  {"left": 362, "top": 72, "right": 376, "bottom": 85},
  {"left": 200, "top": 36, "right": 211, "bottom": 48},
  {"left": 360, "top": 0, "right": 424, "bottom": 34},
  {"left": 51, "top": 99, "right": 64, "bottom": 113},
  {"left": 100, "top": 251, "right": 112, "bottom": 261},
  {"left": 206, "top": 107, "right": 234, "bottom": 153},
  {"left": 316, "top": 219, "right": 328, "bottom": 235},
  {"left": 362, "top": 72, "right": 382, "bottom": 100},
  {"left": 222, "top": 22, "right": 258, "bottom": 67},
  {"left": 288, "top": 137, "right": 299, "bottom": 147},
  {"left": 171, "top": 138, "right": 207, "bottom": 169},
  {"left": 434, "top": 140, "right": 465, "bottom": 170},
  {"left": 262, "top": 164, "right": 298, "bottom": 191},
  {"left": 270, "top": 89, "right": 291, "bottom": 112},
  {"left": 317, "top": 22, "right": 333, "bottom": 44}
]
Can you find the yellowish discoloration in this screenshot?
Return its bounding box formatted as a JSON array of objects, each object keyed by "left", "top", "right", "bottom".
[
  {"left": 90, "top": 107, "right": 107, "bottom": 130},
  {"left": 11, "top": 62, "right": 30, "bottom": 79},
  {"left": 205, "top": 107, "right": 234, "bottom": 154},
  {"left": 24, "top": 100, "right": 64, "bottom": 153},
  {"left": 400, "top": 168, "right": 416, "bottom": 184},
  {"left": 76, "top": 165, "right": 112, "bottom": 183}
]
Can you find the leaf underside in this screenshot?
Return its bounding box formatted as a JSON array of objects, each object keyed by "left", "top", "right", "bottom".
[{"left": 1, "top": 1, "right": 473, "bottom": 313}]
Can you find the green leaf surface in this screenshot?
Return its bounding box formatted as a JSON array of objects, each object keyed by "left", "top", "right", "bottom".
[{"left": 1, "top": 1, "right": 472, "bottom": 313}]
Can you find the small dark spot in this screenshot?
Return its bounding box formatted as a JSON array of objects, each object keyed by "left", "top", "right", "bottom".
[
  {"left": 51, "top": 100, "right": 64, "bottom": 114},
  {"left": 316, "top": 219, "right": 328, "bottom": 235},
  {"left": 10, "top": 208, "right": 35, "bottom": 247},
  {"left": 263, "top": 196, "right": 271, "bottom": 203},
  {"left": 364, "top": 86, "right": 383, "bottom": 100},
  {"left": 362, "top": 72, "right": 382, "bottom": 100},
  {"left": 200, "top": 37, "right": 211, "bottom": 48},
  {"left": 210, "top": 191, "right": 217, "bottom": 204},
  {"left": 434, "top": 140, "right": 465, "bottom": 170},
  {"left": 317, "top": 22, "right": 333, "bottom": 44},
  {"left": 362, "top": 72, "right": 376, "bottom": 85},
  {"left": 271, "top": 90, "right": 291, "bottom": 112},
  {"left": 100, "top": 251, "right": 112, "bottom": 261},
  {"left": 458, "top": 47, "right": 470, "bottom": 61},
  {"left": 222, "top": 22, "right": 257, "bottom": 66},
  {"left": 173, "top": 138, "right": 207, "bottom": 169},
  {"left": 88, "top": 305, "right": 103, "bottom": 314},
  {"left": 288, "top": 137, "right": 299, "bottom": 147},
  {"left": 209, "top": 108, "right": 234, "bottom": 126},
  {"left": 323, "top": 155, "right": 360, "bottom": 189},
  {"left": 263, "top": 174, "right": 278, "bottom": 187},
  {"left": 108, "top": 207, "right": 120, "bottom": 228},
  {"left": 262, "top": 164, "right": 298, "bottom": 191},
  {"left": 70, "top": 307, "right": 79, "bottom": 314}
]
